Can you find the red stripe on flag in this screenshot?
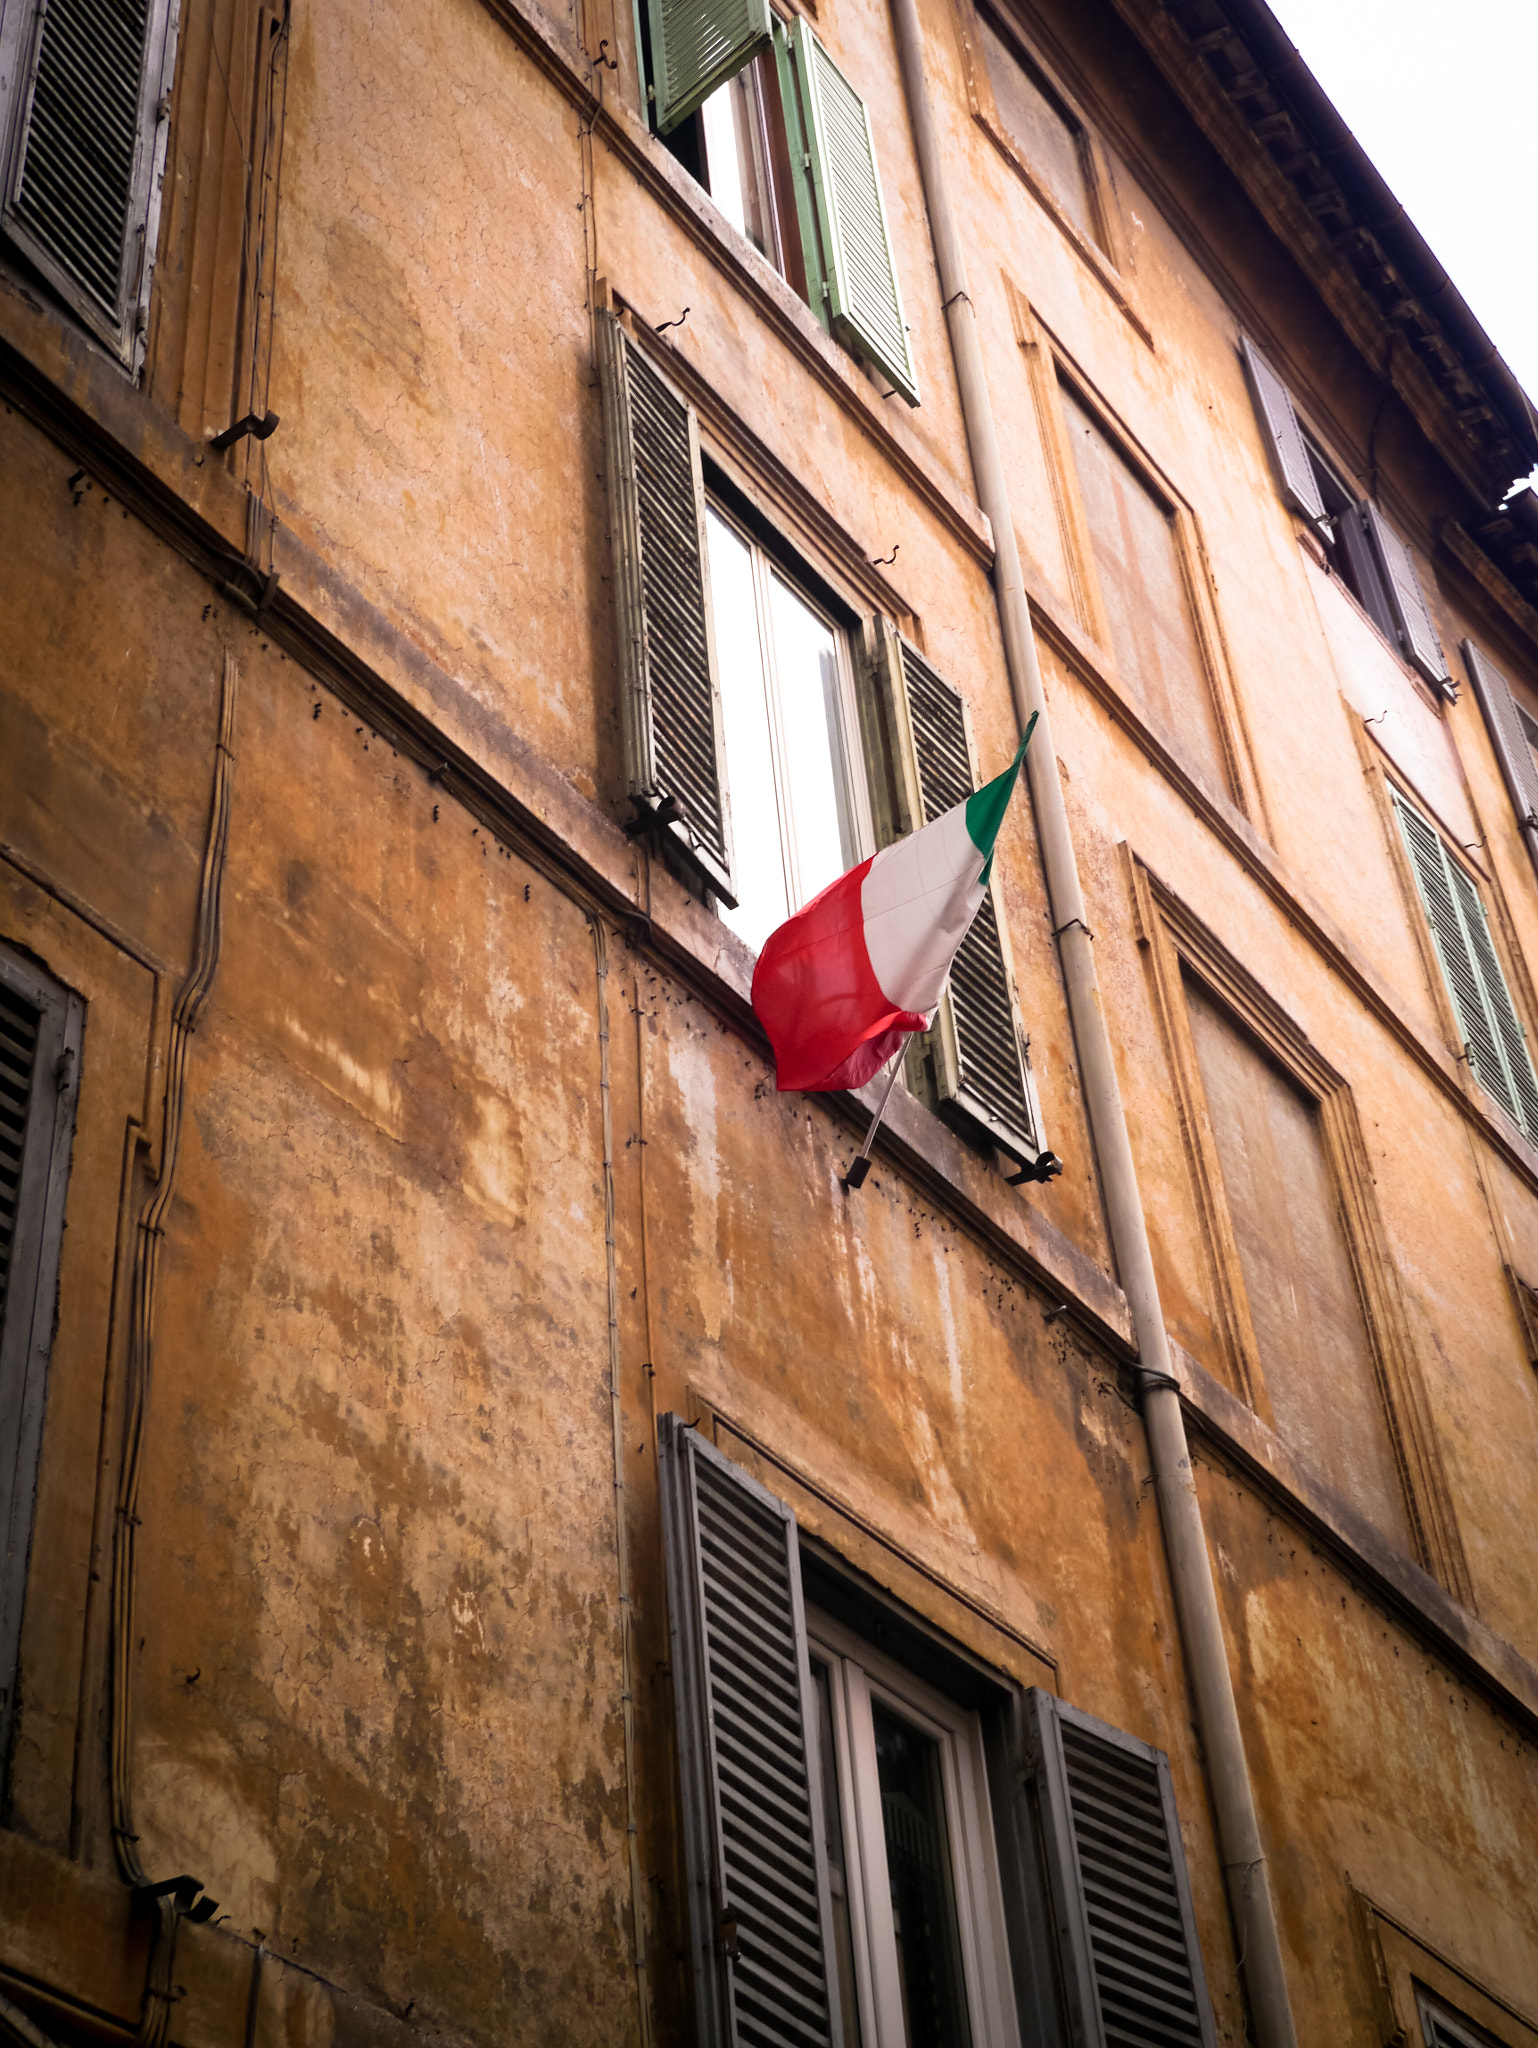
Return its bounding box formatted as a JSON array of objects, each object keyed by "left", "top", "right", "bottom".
[{"left": 751, "top": 858, "right": 928, "bottom": 1092}]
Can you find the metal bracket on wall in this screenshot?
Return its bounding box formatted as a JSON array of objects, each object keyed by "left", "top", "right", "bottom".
[{"left": 210, "top": 410, "right": 280, "bottom": 453}]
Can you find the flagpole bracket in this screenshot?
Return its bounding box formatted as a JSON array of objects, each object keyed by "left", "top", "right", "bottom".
[
  {"left": 1004, "top": 1149, "right": 1063, "bottom": 1186},
  {"left": 842, "top": 1156, "right": 873, "bottom": 1191}
]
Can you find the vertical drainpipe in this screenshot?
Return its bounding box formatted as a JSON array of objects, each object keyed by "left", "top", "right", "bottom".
[{"left": 886, "top": 3, "right": 1299, "bottom": 2043}]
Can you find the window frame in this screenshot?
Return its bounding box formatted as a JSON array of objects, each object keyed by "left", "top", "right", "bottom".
[
  {"left": 0, "top": 0, "right": 181, "bottom": 371},
  {"left": 1126, "top": 850, "right": 1473, "bottom": 1602},
  {"left": 808, "top": 1605, "right": 1025, "bottom": 2048},
  {"left": 704, "top": 494, "right": 876, "bottom": 945}
]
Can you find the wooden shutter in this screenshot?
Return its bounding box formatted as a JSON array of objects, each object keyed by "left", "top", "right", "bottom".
[
  {"left": 1, "top": 0, "right": 178, "bottom": 365},
  {"left": 1393, "top": 790, "right": 1538, "bottom": 1143},
  {"left": 1464, "top": 638, "right": 1538, "bottom": 873},
  {"left": 1239, "top": 337, "right": 1326, "bottom": 530},
  {"left": 1357, "top": 504, "right": 1450, "bottom": 691},
  {"left": 869, "top": 620, "right": 1052, "bottom": 1178},
  {"left": 778, "top": 21, "right": 919, "bottom": 406},
  {"left": 596, "top": 312, "right": 737, "bottom": 904},
  {"left": 0, "top": 948, "right": 82, "bottom": 1766},
  {"left": 647, "top": 0, "right": 772, "bottom": 134},
  {"left": 658, "top": 1414, "right": 842, "bottom": 2048},
  {"left": 1023, "top": 1691, "right": 1218, "bottom": 2048}
]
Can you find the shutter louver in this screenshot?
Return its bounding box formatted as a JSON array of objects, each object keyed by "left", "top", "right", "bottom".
[
  {"left": 1024, "top": 1692, "right": 1218, "bottom": 2048},
  {"left": 789, "top": 22, "right": 919, "bottom": 406},
  {"left": 647, "top": 0, "right": 771, "bottom": 134},
  {"left": 1360, "top": 504, "right": 1450, "bottom": 690},
  {"left": 0, "top": 983, "right": 41, "bottom": 1332},
  {"left": 1239, "top": 337, "right": 1326, "bottom": 530},
  {"left": 1464, "top": 638, "right": 1538, "bottom": 873},
  {"left": 659, "top": 1415, "right": 841, "bottom": 2048},
  {"left": 1393, "top": 790, "right": 1538, "bottom": 1144},
  {"left": 871, "top": 623, "right": 1050, "bottom": 1174},
  {"left": 2, "top": 0, "right": 176, "bottom": 362},
  {"left": 596, "top": 312, "right": 736, "bottom": 904}
]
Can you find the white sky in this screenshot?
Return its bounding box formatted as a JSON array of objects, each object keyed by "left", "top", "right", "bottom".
[{"left": 1265, "top": 0, "right": 1538, "bottom": 491}]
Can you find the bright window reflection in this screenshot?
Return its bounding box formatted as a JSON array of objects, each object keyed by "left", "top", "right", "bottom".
[{"left": 705, "top": 508, "right": 862, "bottom": 953}]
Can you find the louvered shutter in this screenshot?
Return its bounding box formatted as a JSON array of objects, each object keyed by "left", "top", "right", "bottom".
[
  {"left": 869, "top": 621, "right": 1052, "bottom": 1178},
  {"left": 780, "top": 21, "right": 919, "bottom": 406},
  {"left": 1, "top": 0, "right": 179, "bottom": 365},
  {"left": 1393, "top": 790, "right": 1538, "bottom": 1144},
  {"left": 596, "top": 312, "right": 737, "bottom": 904},
  {"left": 1357, "top": 504, "right": 1451, "bottom": 691},
  {"left": 647, "top": 0, "right": 771, "bottom": 133},
  {"left": 1464, "top": 638, "right": 1538, "bottom": 877},
  {"left": 0, "top": 948, "right": 82, "bottom": 1765},
  {"left": 658, "top": 1415, "right": 842, "bottom": 2048},
  {"left": 1239, "top": 337, "right": 1326, "bottom": 531},
  {"left": 1023, "top": 1691, "right": 1218, "bottom": 2048}
]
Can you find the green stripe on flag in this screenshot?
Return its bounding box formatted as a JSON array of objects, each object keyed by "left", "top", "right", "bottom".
[{"left": 967, "top": 712, "right": 1037, "bottom": 885}]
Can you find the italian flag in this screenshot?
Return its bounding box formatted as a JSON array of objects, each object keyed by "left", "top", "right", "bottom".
[{"left": 752, "top": 720, "right": 1035, "bottom": 1092}]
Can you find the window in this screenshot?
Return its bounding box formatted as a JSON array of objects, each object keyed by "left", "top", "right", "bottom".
[
  {"left": 0, "top": 942, "right": 82, "bottom": 1775},
  {"left": 1241, "top": 337, "right": 1452, "bottom": 696},
  {"left": 1059, "top": 383, "right": 1231, "bottom": 797},
  {"left": 1463, "top": 638, "right": 1538, "bottom": 884},
  {"left": 1393, "top": 787, "right": 1538, "bottom": 1146},
  {"left": 1182, "top": 969, "right": 1415, "bottom": 1548},
  {"left": 705, "top": 506, "right": 870, "bottom": 954},
  {"left": 976, "top": 12, "right": 1096, "bottom": 246},
  {"left": 596, "top": 310, "right": 1055, "bottom": 1177},
  {"left": 657, "top": 1413, "right": 1220, "bottom": 2048},
  {"left": 640, "top": 0, "right": 919, "bottom": 403},
  {"left": 1418, "top": 1993, "right": 1509, "bottom": 2048},
  {"left": 0, "top": 0, "right": 179, "bottom": 367}
]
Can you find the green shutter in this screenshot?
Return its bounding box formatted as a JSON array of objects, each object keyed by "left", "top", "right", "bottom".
[
  {"left": 647, "top": 0, "right": 771, "bottom": 133},
  {"left": 870, "top": 621, "right": 1055, "bottom": 1179},
  {"left": 2, "top": 0, "right": 178, "bottom": 365},
  {"left": 779, "top": 20, "right": 919, "bottom": 406},
  {"left": 1393, "top": 790, "right": 1538, "bottom": 1142},
  {"left": 596, "top": 311, "right": 737, "bottom": 903}
]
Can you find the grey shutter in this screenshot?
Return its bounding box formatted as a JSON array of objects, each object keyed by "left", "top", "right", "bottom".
[
  {"left": 1393, "top": 790, "right": 1538, "bottom": 1143},
  {"left": 658, "top": 1414, "right": 842, "bottom": 2048},
  {"left": 647, "top": 0, "right": 771, "bottom": 134},
  {"left": 1338, "top": 506, "right": 1398, "bottom": 642},
  {"left": 1, "top": 0, "right": 178, "bottom": 366},
  {"left": 1239, "top": 337, "right": 1326, "bottom": 530},
  {"left": 596, "top": 311, "right": 736, "bottom": 904},
  {"left": 1358, "top": 504, "right": 1451, "bottom": 691},
  {"left": 871, "top": 621, "right": 1052, "bottom": 1178},
  {"left": 1023, "top": 1691, "right": 1218, "bottom": 2048},
  {"left": 1464, "top": 638, "right": 1538, "bottom": 874},
  {"left": 0, "top": 947, "right": 82, "bottom": 1768},
  {"left": 783, "top": 21, "right": 919, "bottom": 406}
]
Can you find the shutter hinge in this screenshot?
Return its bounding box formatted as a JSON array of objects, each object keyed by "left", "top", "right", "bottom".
[
  {"left": 715, "top": 1908, "right": 741, "bottom": 1961},
  {"left": 156, "top": 94, "right": 172, "bottom": 121},
  {"left": 56, "top": 1046, "right": 76, "bottom": 1094}
]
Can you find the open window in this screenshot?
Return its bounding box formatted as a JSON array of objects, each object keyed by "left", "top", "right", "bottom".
[
  {"left": 1241, "top": 337, "right": 1452, "bottom": 697},
  {"left": 1463, "top": 638, "right": 1538, "bottom": 885},
  {"left": 0, "top": 0, "right": 180, "bottom": 368},
  {"left": 657, "top": 1413, "right": 1220, "bottom": 2048},
  {"left": 639, "top": 0, "right": 919, "bottom": 402}
]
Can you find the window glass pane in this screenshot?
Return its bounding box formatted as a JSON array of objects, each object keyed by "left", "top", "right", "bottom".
[
  {"left": 980, "top": 17, "right": 1094, "bottom": 243},
  {"left": 871, "top": 1702, "right": 973, "bottom": 2048},
  {"left": 1061, "top": 386, "right": 1230, "bottom": 795},
  {"left": 698, "top": 60, "right": 790, "bottom": 276},
  {"left": 768, "top": 572, "right": 856, "bottom": 905},
  {"left": 707, "top": 512, "right": 790, "bottom": 952},
  {"left": 1182, "top": 972, "right": 1414, "bottom": 1551},
  {"left": 812, "top": 1662, "right": 864, "bottom": 2048}
]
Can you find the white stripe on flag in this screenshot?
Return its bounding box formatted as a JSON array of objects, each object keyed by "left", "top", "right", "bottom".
[{"left": 860, "top": 803, "right": 988, "bottom": 1016}]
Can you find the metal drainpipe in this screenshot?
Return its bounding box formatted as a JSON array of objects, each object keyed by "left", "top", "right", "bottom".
[{"left": 886, "top": 3, "right": 1298, "bottom": 2042}]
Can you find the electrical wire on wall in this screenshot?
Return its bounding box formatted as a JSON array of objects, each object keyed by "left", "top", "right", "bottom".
[{"left": 108, "top": 651, "right": 239, "bottom": 2040}]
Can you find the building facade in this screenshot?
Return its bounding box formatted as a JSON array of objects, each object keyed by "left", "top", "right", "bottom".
[{"left": 2, "top": 0, "right": 1537, "bottom": 2041}]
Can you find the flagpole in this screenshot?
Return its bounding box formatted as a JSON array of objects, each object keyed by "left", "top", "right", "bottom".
[{"left": 842, "top": 1049, "right": 906, "bottom": 1191}]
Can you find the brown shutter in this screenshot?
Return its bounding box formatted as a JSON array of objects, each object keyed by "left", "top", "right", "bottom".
[
  {"left": 659, "top": 1414, "right": 843, "bottom": 2048},
  {"left": 869, "top": 621, "right": 1056, "bottom": 1180},
  {"left": 596, "top": 312, "right": 737, "bottom": 904},
  {"left": 1358, "top": 504, "right": 1451, "bottom": 692},
  {"left": 1239, "top": 337, "right": 1326, "bottom": 530}
]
